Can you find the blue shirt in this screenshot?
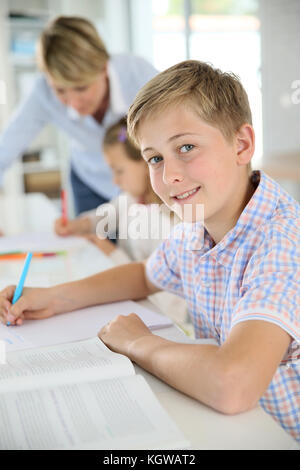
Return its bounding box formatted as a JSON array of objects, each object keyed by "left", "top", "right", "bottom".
[
  {"left": 0, "top": 54, "right": 157, "bottom": 198},
  {"left": 146, "top": 171, "right": 300, "bottom": 442}
]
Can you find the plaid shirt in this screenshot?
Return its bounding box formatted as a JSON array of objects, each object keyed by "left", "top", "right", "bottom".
[{"left": 146, "top": 171, "right": 300, "bottom": 442}]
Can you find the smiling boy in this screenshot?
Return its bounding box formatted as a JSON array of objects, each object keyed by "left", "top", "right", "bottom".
[{"left": 0, "top": 60, "right": 299, "bottom": 443}]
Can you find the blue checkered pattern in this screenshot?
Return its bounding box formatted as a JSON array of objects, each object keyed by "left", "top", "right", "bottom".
[{"left": 146, "top": 171, "right": 300, "bottom": 442}]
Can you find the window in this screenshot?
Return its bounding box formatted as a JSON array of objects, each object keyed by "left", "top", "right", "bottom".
[{"left": 151, "top": 0, "right": 262, "bottom": 165}]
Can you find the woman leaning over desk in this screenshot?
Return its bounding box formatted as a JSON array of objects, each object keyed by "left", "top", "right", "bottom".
[{"left": 0, "top": 16, "right": 157, "bottom": 215}]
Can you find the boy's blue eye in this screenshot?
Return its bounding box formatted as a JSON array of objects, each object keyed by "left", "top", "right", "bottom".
[
  {"left": 148, "top": 156, "right": 163, "bottom": 165},
  {"left": 180, "top": 144, "right": 194, "bottom": 153}
]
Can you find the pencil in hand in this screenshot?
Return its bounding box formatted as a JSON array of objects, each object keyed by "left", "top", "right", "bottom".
[
  {"left": 61, "top": 189, "right": 68, "bottom": 225},
  {"left": 7, "top": 252, "right": 33, "bottom": 326}
]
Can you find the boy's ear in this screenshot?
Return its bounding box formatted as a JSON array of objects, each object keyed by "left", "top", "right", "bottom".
[{"left": 235, "top": 124, "right": 255, "bottom": 165}]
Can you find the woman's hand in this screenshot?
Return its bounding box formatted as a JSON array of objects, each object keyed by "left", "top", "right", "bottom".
[
  {"left": 54, "top": 216, "right": 91, "bottom": 236},
  {"left": 84, "top": 234, "right": 116, "bottom": 255},
  {"left": 0, "top": 285, "right": 57, "bottom": 326},
  {"left": 98, "top": 313, "right": 153, "bottom": 357}
]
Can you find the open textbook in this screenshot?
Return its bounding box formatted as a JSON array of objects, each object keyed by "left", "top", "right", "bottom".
[{"left": 0, "top": 337, "right": 189, "bottom": 450}]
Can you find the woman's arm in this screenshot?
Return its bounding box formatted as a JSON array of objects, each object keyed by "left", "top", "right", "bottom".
[
  {"left": 0, "top": 76, "right": 49, "bottom": 185},
  {"left": 99, "top": 316, "right": 291, "bottom": 414}
]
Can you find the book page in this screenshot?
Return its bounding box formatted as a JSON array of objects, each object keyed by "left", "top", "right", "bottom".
[
  {"left": 0, "top": 337, "right": 134, "bottom": 393},
  {"left": 0, "top": 375, "right": 189, "bottom": 450}
]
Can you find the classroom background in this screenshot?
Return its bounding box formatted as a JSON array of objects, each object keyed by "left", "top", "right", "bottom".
[{"left": 0, "top": 0, "right": 299, "bottom": 216}]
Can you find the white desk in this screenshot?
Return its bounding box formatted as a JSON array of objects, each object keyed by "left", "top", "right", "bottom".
[{"left": 0, "top": 193, "right": 298, "bottom": 450}]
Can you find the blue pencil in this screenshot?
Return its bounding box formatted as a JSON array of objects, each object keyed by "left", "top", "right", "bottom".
[{"left": 7, "top": 252, "right": 33, "bottom": 326}]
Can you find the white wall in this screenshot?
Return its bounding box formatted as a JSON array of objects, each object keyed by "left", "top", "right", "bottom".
[
  {"left": 0, "top": 0, "right": 24, "bottom": 195},
  {"left": 48, "top": 0, "right": 132, "bottom": 55},
  {"left": 259, "top": 0, "right": 300, "bottom": 200},
  {"left": 128, "top": 0, "right": 153, "bottom": 62},
  {"left": 0, "top": 1, "right": 14, "bottom": 124},
  {"left": 48, "top": 0, "right": 104, "bottom": 20},
  {"left": 260, "top": 0, "right": 300, "bottom": 158}
]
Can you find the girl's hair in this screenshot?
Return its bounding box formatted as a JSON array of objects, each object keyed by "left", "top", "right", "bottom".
[
  {"left": 103, "top": 117, "right": 162, "bottom": 204},
  {"left": 37, "top": 16, "right": 109, "bottom": 86},
  {"left": 103, "top": 117, "right": 142, "bottom": 162}
]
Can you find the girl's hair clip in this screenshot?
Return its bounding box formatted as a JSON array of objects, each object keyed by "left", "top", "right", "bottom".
[{"left": 117, "top": 127, "right": 127, "bottom": 142}]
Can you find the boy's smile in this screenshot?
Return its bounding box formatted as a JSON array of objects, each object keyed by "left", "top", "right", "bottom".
[
  {"left": 171, "top": 186, "right": 201, "bottom": 202},
  {"left": 139, "top": 105, "right": 255, "bottom": 243}
]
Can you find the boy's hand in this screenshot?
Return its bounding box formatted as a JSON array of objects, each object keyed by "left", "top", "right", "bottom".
[
  {"left": 54, "top": 216, "right": 91, "bottom": 236},
  {"left": 84, "top": 234, "right": 116, "bottom": 255},
  {"left": 98, "top": 313, "right": 153, "bottom": 357},
  {"left": 0, "top": 285, "right": 56, "bottom": 326}
]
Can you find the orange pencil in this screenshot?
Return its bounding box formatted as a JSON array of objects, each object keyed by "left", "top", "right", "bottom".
[
  {"left": 0, "top": 253, "right": 26, "bottom": 261},
  {"left": 61, "top": 189, "right": 68, "bottom": 225}
]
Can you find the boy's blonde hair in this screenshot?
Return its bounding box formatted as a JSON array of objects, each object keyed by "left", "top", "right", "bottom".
[
  {"left": 37, "top": 16, "right": 109, "bottom": 86},
  {"left": 127, "top": 60, "right": 252, "bottom": 145}
]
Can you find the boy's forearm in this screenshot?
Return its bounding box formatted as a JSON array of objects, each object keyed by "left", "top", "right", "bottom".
[
  {"left": 128, "top": 335, "right": 224, "bottom": 410},
  {"left": 127, "top": 320, "right": 288, "bottom": 416},
  {"left": 51, "top": 262, "right": 151, "bottom": 314}
]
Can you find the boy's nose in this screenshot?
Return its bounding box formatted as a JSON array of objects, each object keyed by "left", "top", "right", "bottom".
[{"left": 162, "top": 160, "right": 184, "bottom": 185}]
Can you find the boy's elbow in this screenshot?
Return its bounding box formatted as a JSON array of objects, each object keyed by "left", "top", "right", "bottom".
[
  {"left": 216, "top": 392, "right": 257, "bottom": 416},
  {"left": 206, "top": 364, "right": 259, "bottom": 416}
]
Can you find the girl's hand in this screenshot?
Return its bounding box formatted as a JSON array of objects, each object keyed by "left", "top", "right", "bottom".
[
  {"left": 54, "top": 216, "right": 91, "bottom": 236},
  {"left": 0, "top": 285, "right": 56, "bottom": 326},
  {"left": 98, "top": 313, "right": 153, "bottom": 357},
  {"left": 84, "top": 234, "right": 116, "bottom": 256}
]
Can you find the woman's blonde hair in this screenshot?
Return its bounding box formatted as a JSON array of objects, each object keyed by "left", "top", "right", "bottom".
[
  {"left": 127, "top": 60, "right": 252, "bottom": 145},
  {"left": 37, "top": 16, "right": 109, "bottom": 86}
]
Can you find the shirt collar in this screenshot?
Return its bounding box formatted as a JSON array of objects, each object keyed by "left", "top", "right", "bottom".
[
  {"left": 107, "top": 59, "right": 128, "bottom": 115},
  {"left": 67, "top": 106, "right": 81, "bottom": 120},
  {"left": 185, "top": 171, "right": 279, "bottom": 265}
]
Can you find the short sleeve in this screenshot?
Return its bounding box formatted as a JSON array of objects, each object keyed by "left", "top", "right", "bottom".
[
  {"left": 146, "top": 231, "right": 185, "bottom": 298},
  {"left": 231, "top": 222, "right": 300, "bottom": 361}
]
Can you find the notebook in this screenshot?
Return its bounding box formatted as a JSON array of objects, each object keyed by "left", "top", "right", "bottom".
[
  {"left": 0, "top": 300, "right": 173, "bottom": 352},
  {"left": 0, "top": 337, "right": 189, "bottom": 450},
  {"left": 0, "top": 232, "right": 89, "bottom": 254}
]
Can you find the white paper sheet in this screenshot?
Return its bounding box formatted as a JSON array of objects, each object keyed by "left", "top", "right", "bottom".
[
  {"left": 0, "top": 300, "right": 172, "bottom": 352},
  {"left": 0, "top": 232, "right": 89, "bottom": 254}
]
